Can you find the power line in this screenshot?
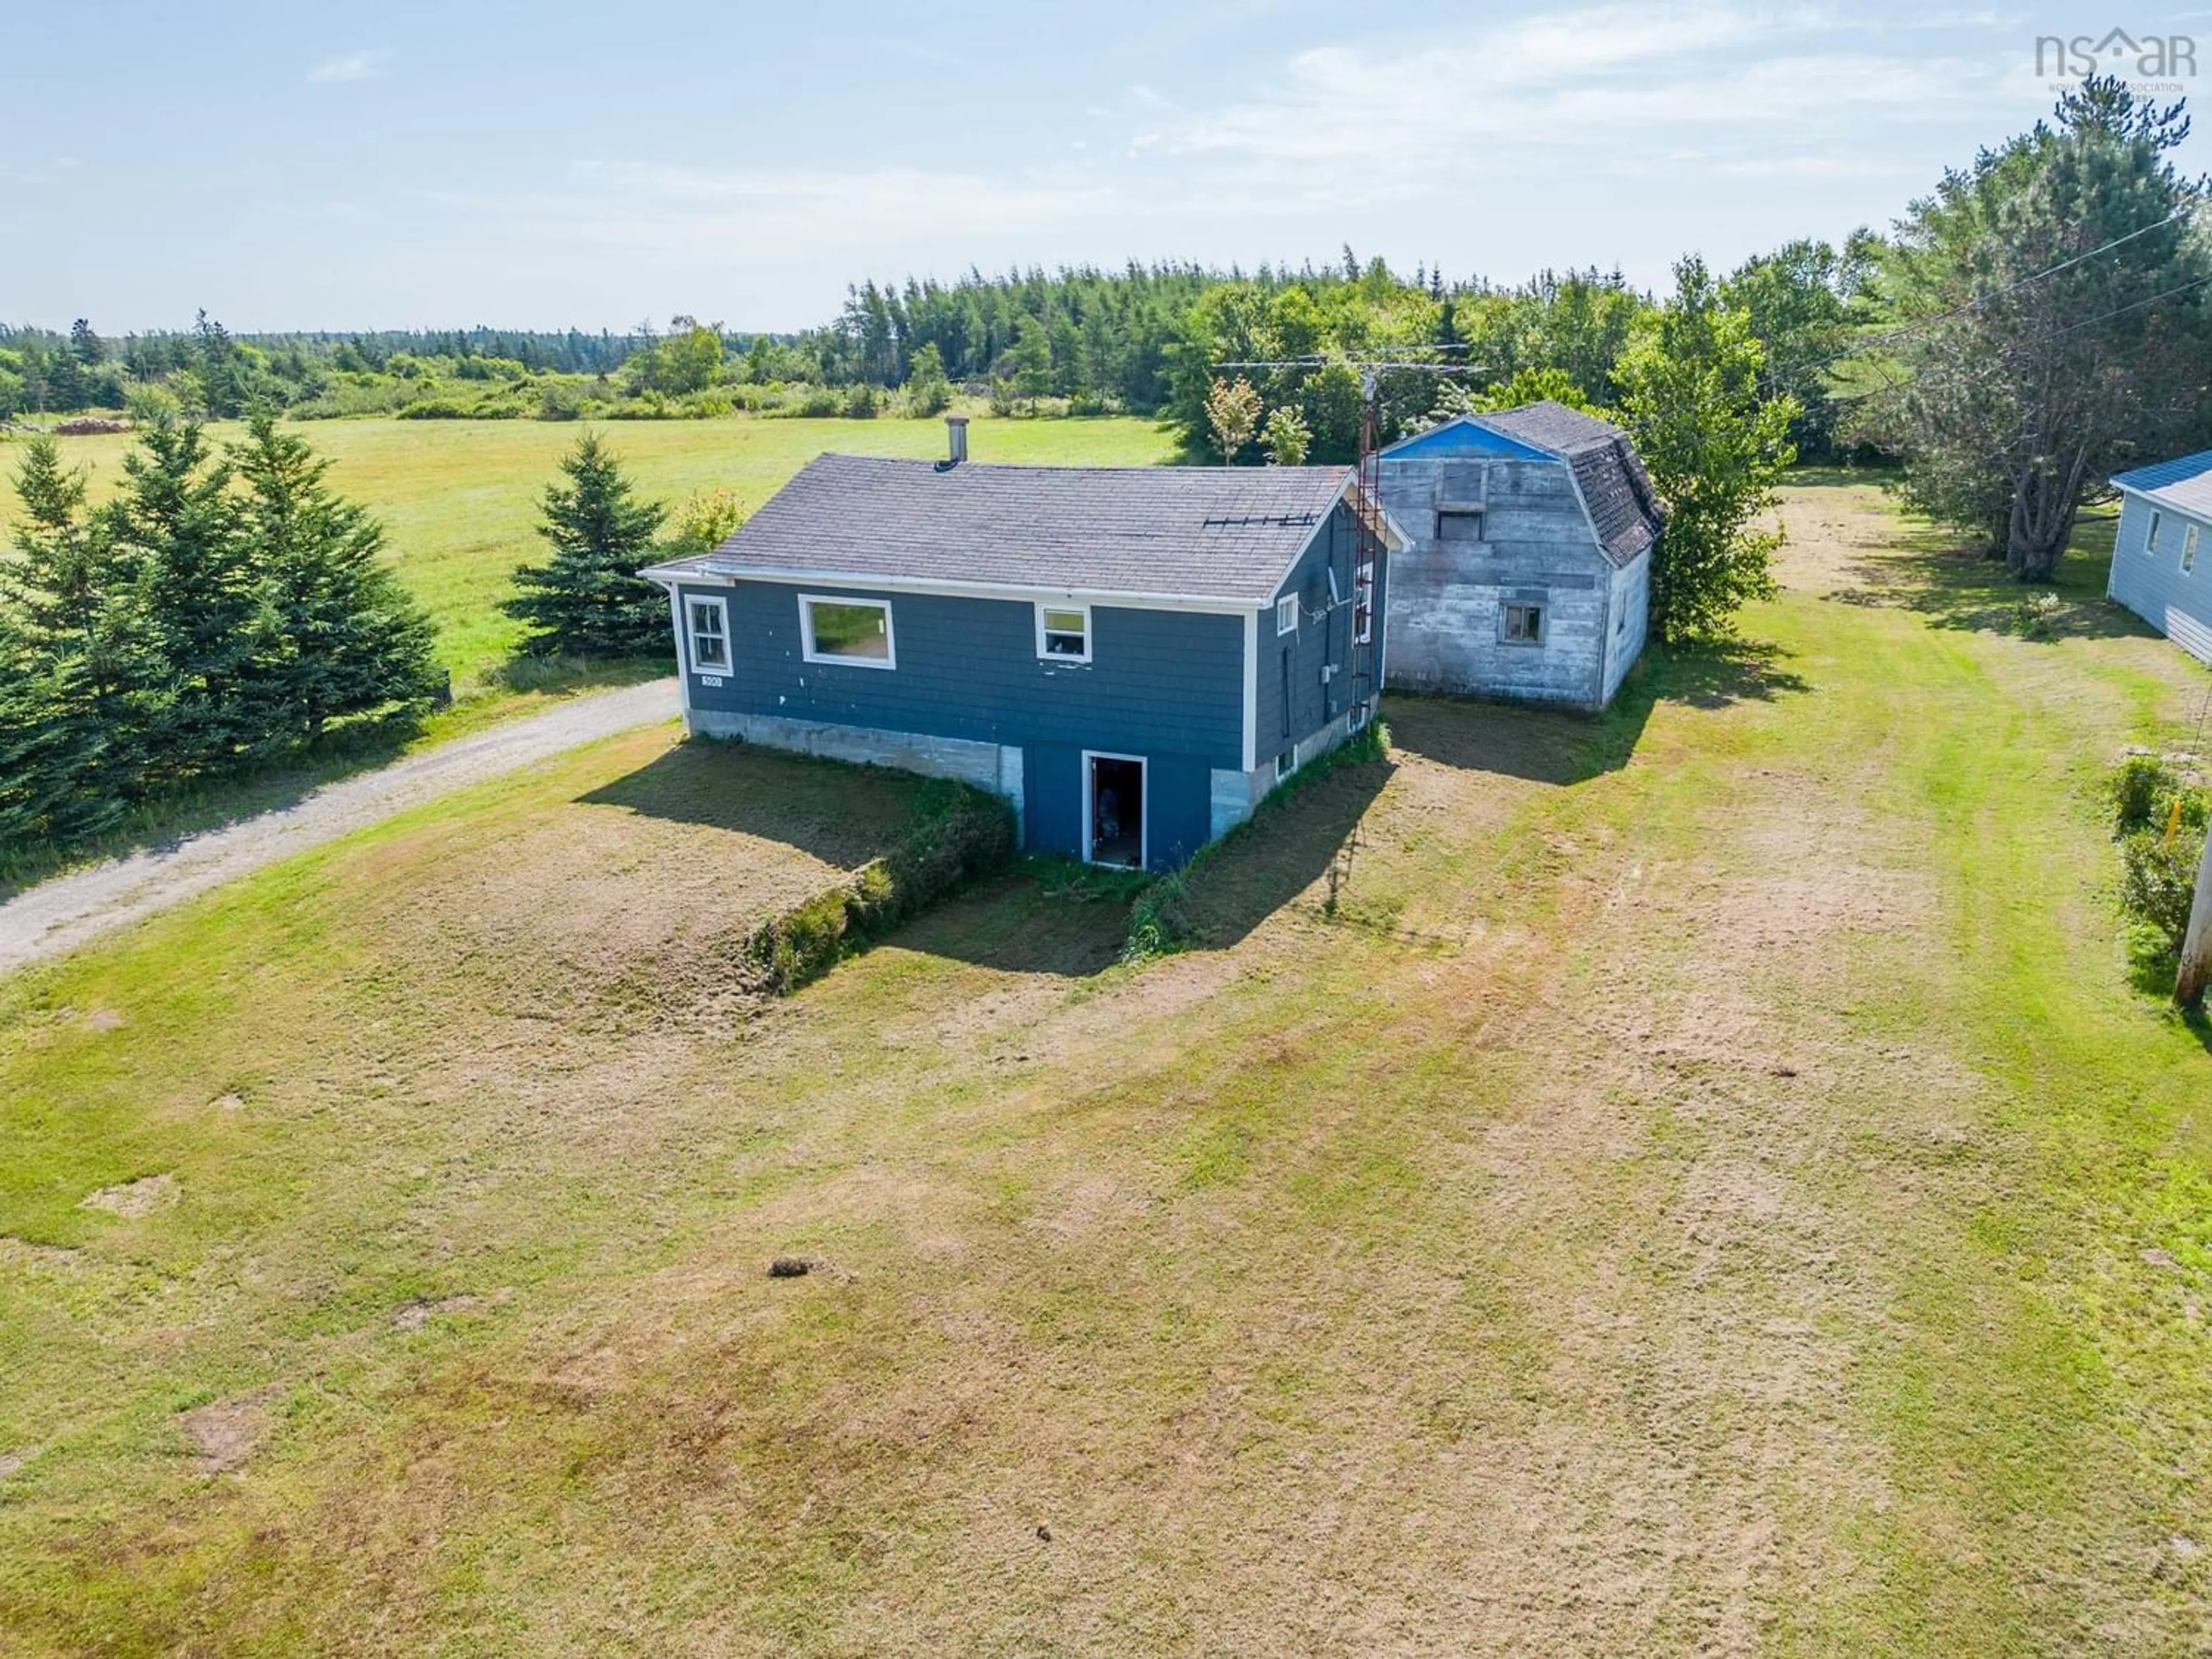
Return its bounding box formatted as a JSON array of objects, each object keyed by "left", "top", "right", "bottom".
[
  {"left": 1859, "top": 194, "right": 2207, "bottom": 353},
  {"left": 2052, "top": 268, "right": 2212, "bottom": 335}
]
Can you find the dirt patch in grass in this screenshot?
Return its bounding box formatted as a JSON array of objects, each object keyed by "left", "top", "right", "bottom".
[
  {"left": 0, "top": 1237, "right": 84, "bottom": 1272},
  {"left": 0, "top": 1448, "right": 36, "bottom": 1480},
  {"left": 79, "top": 1173, "right": 176, "bottom": 1217},
  {"left": 9, "top": 479, "right": 2212, "bottom": 1652},
  {"left": 391, "top": 1294, "right": 483, "bottom": 1333},
  {"left": 180, "top": 1386, "right": 283, "bottom": 1476}
]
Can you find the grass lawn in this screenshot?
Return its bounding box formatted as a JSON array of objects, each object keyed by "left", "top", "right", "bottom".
[
  {"left": 0, "top": 413, "right": 1176, "bottom": 696},
  {"left": 2, "top": 480, "right": 2211, "bottom": 1653}
]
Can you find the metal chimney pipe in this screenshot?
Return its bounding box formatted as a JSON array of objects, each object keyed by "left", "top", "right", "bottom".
[{"left": 945, "top": 414, "right": 968, "bottom": 466}]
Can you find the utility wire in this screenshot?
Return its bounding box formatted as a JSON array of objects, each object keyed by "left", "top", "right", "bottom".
[{"left": 2051, "top": 268, "right": 2212, "bottom": 335}]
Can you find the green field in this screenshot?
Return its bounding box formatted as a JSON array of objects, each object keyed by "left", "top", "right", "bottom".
[
  {"left": 2, "top": 479, "right": 2209, "bottom": 1652},
  {"left": 0, "top": 414, "right": 1177, "bottom": 694}
]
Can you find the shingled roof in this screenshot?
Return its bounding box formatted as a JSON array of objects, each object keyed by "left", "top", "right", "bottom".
[
  {"left": 1476, "top": 401, "right": 1665, "bottom": 565},
  {"left": 2114, "top": 449, "right": 2212, "bottom": 518},
  {"left": 645, "top": 454, "right": 1358, "bottom": 605}
]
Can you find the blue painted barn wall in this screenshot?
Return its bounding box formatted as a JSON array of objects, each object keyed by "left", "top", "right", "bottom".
[
  {"left": 681, "top": 579, "right": 1247, "bottom": 768},
  {"left": 1382, "top": 419, "right": 1555, "bottom": 463},
  {"left": 2109, "top": 492, "right": 2212, "bottom": 665}
]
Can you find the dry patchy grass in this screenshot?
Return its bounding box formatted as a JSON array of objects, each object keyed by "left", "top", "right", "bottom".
[{"left": 2, "top": 482, "right": 2211, "bottom": 1654}]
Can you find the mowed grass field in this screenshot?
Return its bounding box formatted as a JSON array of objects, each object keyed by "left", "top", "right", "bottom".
[
  {"left": 0, "top": 414, "right": 1176, "bottom": 694},
  {"left": 3, "top": 480, "right": 2212, "bottom": 1653}
]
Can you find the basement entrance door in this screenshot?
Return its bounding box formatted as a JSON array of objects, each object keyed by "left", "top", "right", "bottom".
[{"left": 1084, "top": 752, "right": 1145, "bottom": 870}]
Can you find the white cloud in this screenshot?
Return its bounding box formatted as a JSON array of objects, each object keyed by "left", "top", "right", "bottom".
[
  {"left": 427, "top": 160, "right": 1120, "bottom": 257},
  {"left": 1157, "top": 5, "right": 1998, "bottom": 194},
  {"left": 307, "top": 50, "right": 391, "bottom": 84}
]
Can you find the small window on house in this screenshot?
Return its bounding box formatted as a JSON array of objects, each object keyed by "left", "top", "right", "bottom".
[
  {"left": 2149, "top": 510, "right": 2164, "bottom": 552},
  {"left": 1502, "top": 603, "right": 1545, "bottom": 645},
  {"left": 1277, "top": 594, "right": 1300, "bottom": 635},
  {"left": 2187, "top": 524, "right": 2201, "bottom": 574},
  {"left": 800, "top": 594, "right": 895, "bottom": 668},
  {"left": 1616, "top": 602, "right": 1627, "bottom": 636},
  {"left": 1435, "top": 509, "right": 1486, "bottom": 543},
  {"left": 1036, "top": 604, "right": 1090, "bottom": 661},
  {"left": 686, "top": 596, "right": 730, "bottom": 675}
]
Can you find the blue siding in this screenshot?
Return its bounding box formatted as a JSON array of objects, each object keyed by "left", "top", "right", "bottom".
[
  {"left": 2110, "top": 493, "right": 2212, "bottom": 665},
  {"left": 683, "top": 579, "right": 1246, "bottom": 769},
  {"left": 1255, "top": 502, "right": 1366, "bottom": 763},
  {"left": 1148, "top": 753, "right": 1213, "bottom": 868},
  {"left": 1024, "top": 744, "right": 1083, "bottom": 858}
]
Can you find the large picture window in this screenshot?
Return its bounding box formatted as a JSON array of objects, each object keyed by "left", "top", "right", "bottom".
[
  {"left": 686, "top": 595, "right": 730, "bottom": 675},
  {"left": 799, "top": 594, "right": 895, "bottom": 668}
]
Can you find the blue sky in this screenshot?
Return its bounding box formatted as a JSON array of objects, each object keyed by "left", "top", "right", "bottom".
[{"left": 9, "top": 2, "right": 2210, "bottom": 333}]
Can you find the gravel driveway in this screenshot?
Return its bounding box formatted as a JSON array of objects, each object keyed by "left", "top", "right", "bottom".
[{"left": 0, "top": 678, "right": 679, "bottom": 974}]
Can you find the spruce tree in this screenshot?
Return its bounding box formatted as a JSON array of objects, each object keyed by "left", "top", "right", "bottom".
[
  {"left": 232, "top": 414, "right": 440, "bottom": 741},
  {"left": 100, "top": 417, "right": 264, "bottom": 779},
  {"left": 1, "top": 438, "right": 143, "bottom": 835},
  {"left": 502, "top": 431, "right": 668, "bottom": 657}
]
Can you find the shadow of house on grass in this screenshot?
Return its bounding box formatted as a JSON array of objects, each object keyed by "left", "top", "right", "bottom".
[
  {"left": 1108, "top": 641, "right": 1812, "bottom": 954},
  {"left": 578, "top": 738, "right": 1129, "bottom": 980},
  {"left": 1142, "top": 749, "right": 1397, "bottom": 952},
  {"left": 1388, "top": 637, "right": 1807, "bottom": 782}
]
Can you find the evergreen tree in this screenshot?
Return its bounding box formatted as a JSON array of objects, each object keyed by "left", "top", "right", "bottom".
[
  {"left": 503, "top": 432, "right": 668, "bottom": 656},
  {"left": 1877, "top": 78, "right": 2212, "bottom": 576},
  {"left": 0, "top": 441, "right": 134, "bottom": 846},
  {"left": 101, "top": 417, "right": 264, "bottom": 778},
  {"left": 231, "top": 414, "right": 440, "bottom": 741},
  {"left": 902, "top": 342, "right": 953, "bottom": 415}
]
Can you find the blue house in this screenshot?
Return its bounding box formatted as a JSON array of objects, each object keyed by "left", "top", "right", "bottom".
[
  {"left": 642, "top": 422, "right": 1399, "bottom": 870},
  {"left": 2110, "top": 450, "right": 2212, "bottom": 665},
  {"left": 1374, "top": 402, "right": 1661, "bottom": 710}
]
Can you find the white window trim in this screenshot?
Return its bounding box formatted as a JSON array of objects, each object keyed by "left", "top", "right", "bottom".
[
  {"left": 1035, "top": 601, "right": 1093, "bottom": 664},
  {"left": 1276, "top": 594, "right": 1300, "bottom": 636},
  {"left": 1081, "top": 749, "right": 1147, "bottom": 871},
  {"left": 798, "top": 592, "right": 896, "bottom": 670},
  {"left": 2149, "top": 509, "right": 2164, "bottom": 553},
  {"left": 684, "top": 593, "right": 732, "bottom": 677}
]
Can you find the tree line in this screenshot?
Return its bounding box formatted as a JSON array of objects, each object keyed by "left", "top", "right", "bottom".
[{"left": 1, "top": 417, "right": 440, "bottom": 852}]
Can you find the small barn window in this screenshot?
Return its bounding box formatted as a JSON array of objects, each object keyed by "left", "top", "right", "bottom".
[
  {"left": 2187, "top": 525, "right": 2201, "bottom": 574},
  {"left": 1501, "top": 603, "right": 1545, "bottom": 645},
  {"left": 1277, "top": 594, "right": 1301, "bottom": 635},
  {"left": 1435, "top": 509, "right": 1485, "bottom": 543},
  {"left": 685, "top": 596, "right": 730, "bottom": 675},
  {"left": 1036, "top": 604, "right": 1091, "bottom": 662},
  {"left": 2149, "top": 510, "right": 2164, "bottom": 552},
  {"left": 800, "top": 594, "right": 895, "bottom": 668}
]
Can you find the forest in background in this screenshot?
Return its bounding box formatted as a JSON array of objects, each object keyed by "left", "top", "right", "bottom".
[{"left": 0, "top": 244, "right": 1872, "bottom": 462}]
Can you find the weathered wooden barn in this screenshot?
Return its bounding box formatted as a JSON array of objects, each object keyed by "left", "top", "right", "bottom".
[
  {"left": 2109, "top": 449, "right": 2212, "bottom": 665},
  {"left": 1374, "top": 402, "right": 1662, "bottom": 710},
  {"left": 642, "top": 426, "right": 1399, "bottom": 871}
]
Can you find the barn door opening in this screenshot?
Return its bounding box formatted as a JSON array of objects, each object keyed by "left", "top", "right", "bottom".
[{"left": 1084, "top": 752, "right": 1145, "bottom": 870}]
